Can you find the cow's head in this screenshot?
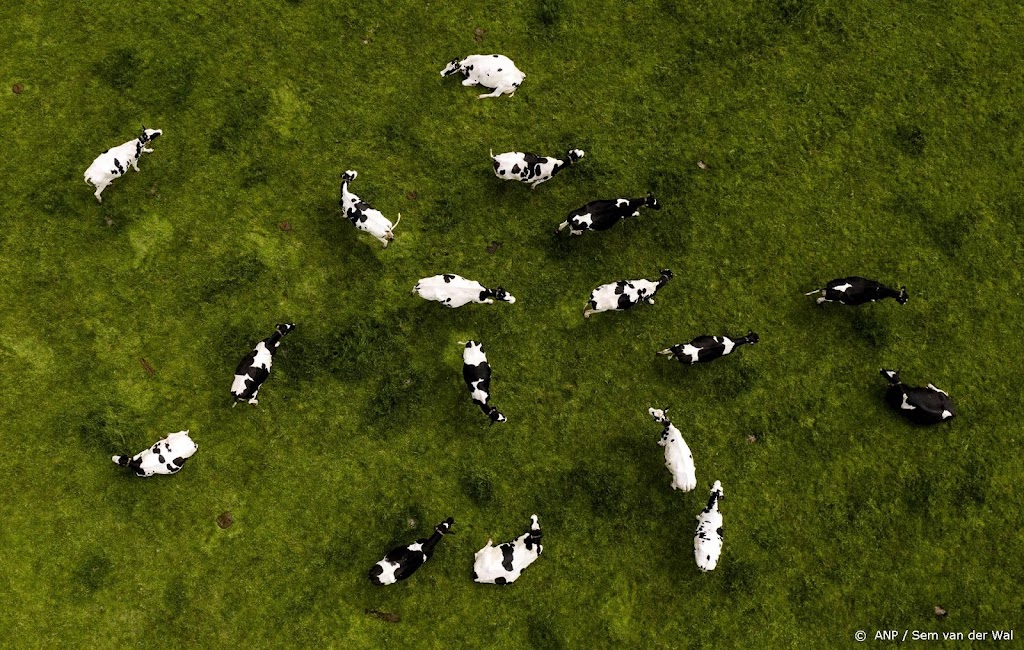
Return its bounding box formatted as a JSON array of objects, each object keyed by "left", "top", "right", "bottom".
[
  {"left": 276, "top": 323, "right": 296, "bottom": 336},
  {"left": 487, "top": 406, "right": 507, "bottom": 424},
  {"left": 745, "top": 330, "right": 760, "bottom": 344},
  {"left": 435, "top": 518, "right": 455, "bottom": 535},
  {"left": 166, "top": 430, "right": 198, "bottom": 460},
  {"left": 658, "top": 269, "right": 674, "bottom": 283},
  {"left": 567, "top": 149, "right": 585, "bottom": 163},
  {"left": 140, "top": 126, "right": 162, "bottom": 143},
  {"left": 493, "top": 287, "right": 516, "bottom": 304},
  {"left": 525, "top": 514, "right": 542, "bottom": 550},
  {"left": 880, "top": 368, "right": 901, "bottom": 385},
  {"left": 648, "top": 406, "right": 670, "bottom": 425},
  {"left": 440, "top": 58, "right": 462, "bottom": 77},
  {"left": 646, "top": 193, "right": 661, "bottom": 210},
  {"left": 897, "top": 286, "right": 909, "bottom": 305},
  {"left": 709, "top": 480, "right": 724, "bottom": 501}
]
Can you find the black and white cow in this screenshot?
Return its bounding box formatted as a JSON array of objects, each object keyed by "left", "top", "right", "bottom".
[
  {"left": 880, "top": 369, "right": 955, "bottom": 424},
  {"left": 657, "top": 331, "right": 760, "bottom": 364},
  {"left": 461, "top": 341, "right": 506, "bottom": 424},
  {"left": 583, "top": 269, "right": 673, "bottom": 318},
  {"left": 472, "top": 515, "right": 543, "bottom": 585},
  {"left": 413, "top": 274, "right": 516, "bottom": 308},
  {"left": 648, "top": 408, "right": 696, "bottom": 492},
  {"left": 84, "top": 127, "right": 163, "bottom": 202},
  {"left": 230, "top": 323, "right": 295, "bottom": 406},
  {"left": 112, "top": 430, "right": 197, "bottom": 478},
  {"left": 369, "top": 518, "right": 454, "bottom": 585},
  {"left": 339, "top": 170, "right": 401, "bottom": 248},
  {"left": 556, "top": 193, "right": 660, "bottom": 235},
  {"left": 441, "top": 54, "right": 525, "bottom": 99},
  {"left": 694, "top": 481, "right": 724, "bottom": 572},
  {"left": 805, "top": 277, "right": 908, "bottom": 306},
  {"left": 491, "top": 148, "right": 584, "bottom": 188}
]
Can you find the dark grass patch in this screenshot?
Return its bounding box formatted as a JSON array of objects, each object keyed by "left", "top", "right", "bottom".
[
  {"left": 209, "top": 87, "right": 271, "bottom": 154},
  {"left": 849, "top": 310, "right": 891, "bottom": 349},
  {"left": 198, "top": 254, "right": 267, "bottom": 302},
  {"left": 537, "top": 0, "right": 564, "bottom": 28},
  {"left": 93, "top": 49, "right": 142, "bottom": 91},
  {"left": 460, "top": 469, "right": 496, "bottom": 506},
  {"left": 78, "top": 405, "right": 145, "bottom": 455},
  {"left": 71, "top": 551, "right": 113, "bottom": 597},
  {"left": 163, "top": 575, "right": 189, "bottom": 619},
  {"left": 528, "top": 614, "right": 565, "bottom": 650},
  {"left": 893, "top": 124, "right": 927, "bottom": 157}
]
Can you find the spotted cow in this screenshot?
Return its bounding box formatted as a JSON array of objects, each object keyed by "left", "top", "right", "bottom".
[
  {"left": 805, "top": 277, "right": 908, "bottom": 306},
  {"left": 694, "top": 481, "right": 724, "bottom": 572},
  {"left": 413, "top": 274, "right": 516, "bottom": 308},
  {"left": 556, "top": 193, "right": 660, "bottom": 235},
  {"left": 491, "top": 148, "right": 584, "bottom": 188},
  {"left": 231, "top": 323, "right": 295, "bottom": 406},
  {"left": 657, "top": 331, "right": 759, "bottom": 364},
  {"left": 369, "top": 518, "right": 454, "bottom": 585},
  {"left": 462, "top": 340, "right": 506, "bottom": 424},
  {"left": 84, "top": 127, "right": 162, "bottom": 202},
  {"left": 441, "top": 54, "right": 525, "bottom": 99},
  {"left": 339, "top": 170, "right": 401, "bottom": 248},
  {"left": 583, "top": 269, "right": 673, "bottom": 318},
  {"left": 472, "top": 515, "right": 543, "bottom": 585},
  {"left": 880, "top": 369, "right": 955, "bottom": 424},
  {"left": 112, "top": 430, "right": 197, "bottom": 477},
  {"left": 648, "top": 408, "right": 696, "bottom": 492}
]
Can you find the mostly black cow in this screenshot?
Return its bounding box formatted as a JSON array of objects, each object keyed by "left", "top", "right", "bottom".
[
  {"left": 230, "top": 323, "right": 295, "bottom": 406},
  {"left": 880, "top": 369, "right": 955, "bottom": 424},
  {"left": 805, "top": 277, "right": 908, "bottom": 305},
  {"left": 369, "top": 518, "right": 454, "bottom": 585},
  {"left": 556, "top": 193, "right": 660, "bottom": 235},
  {"left": 658, "top": 331, "right": 759, "bottom": 364},
  {"left": 462, "top": 341, "right": 506, "bottom": 423}
]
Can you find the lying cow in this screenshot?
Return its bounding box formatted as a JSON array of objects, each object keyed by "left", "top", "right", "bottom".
[
  {"left": 472, "top": 515, "right": 543, "bottom": 585},
  {"left": 413, "top": 274, "right": 516, "bottom": 308},
  {"left": 880, "top": 369, "right": 955, "bottom": 424},
  {"left": 491, "top": 148, "right": 584, "bottom": 188},
  {"left": 583, "top": 269, "right": 673, "bottom": 318},
  {"left": 369, "top": 517, "right": 454, "bottom": 585},
  {"left": 556, "top": 193, "right": 660, "bottom": 235},
  {"left": 231, "top": 323, "right": 295, "bottom": 406},
  {"left": 648, "top": 408, "right": 696, "bottom": 492},
  {"left": 805, "top": 277, "right": 908, "bottom": 305},
  {"left": 441, "top": 54, "right": 525, "bottom": 99},
  {"left": 462, "top": 340, "right": 506, "bottom": 424},
  {"left": 657, "top": 331, "right": 760, "bottom": 364},
  {"left": 339, "top": 170, "right": 400, "bottom": 248},
  {"left": 84, "top": 126, "right": 163, "bottom": 202},
  {"left": 694, "top": 481, "right": 724, "bottom": 572},
  {"left": 112, "top": 430, "right": 197, "bottom": 477}
]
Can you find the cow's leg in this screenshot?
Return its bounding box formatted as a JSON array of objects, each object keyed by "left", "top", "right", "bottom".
[
  {"left": 583, "top": 309, "right": 595, "bottom": 318},
  {"left": 94, "top": 184, "right": 106, "bottom": 202},
  {"left": 816, "top": 296, "right": 827, "bottom": 304},
  {"left": 556, "top": 220, "right": 569, "bottom": 232},
  {"left": 477, "top": 88, "right": 504, "bottom": 99},
  {"left": 530, "top": 177, "right": 550, "bottom": 189},
  {"left": 142, "top": 147, "right": 154, "bottom": 153},
  {"left": 647, "top": 298, "right": 655, "bottom": 304},
  {"left": 462, "top": 78, "right": 478, "bottom": 87}
]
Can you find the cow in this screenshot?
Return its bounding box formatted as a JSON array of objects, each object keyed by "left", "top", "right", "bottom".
[
  {"left": 694, "top": 481, "right": 724, "bottom": 572},
  {"left": 461, "top": 340, "right": 506, "bottom": 424},
  {"left": 339, "top": 170, "right": 401, "bottom": 248},
  {"left": 647, "top": 408, "right": 696, "bottom": 492},
  {"left": 880, "top": 369, "right": 955, "bottom": 424},
  {"left": 84, "top": 127, "right": 163, "bottom": 202},
  {"left": 657, "top": 331, "right": 760, "bottom": 364},
  {"left": 413, "top": 274, "right": 516, "bottom": 308},
  {"left": 369, "top": 517, "right": 454, "bottom": 585},
  {"left": 111, "top": 430, "right": 197, "bottom": 477},
  {"left": 441, "top": 54, "right": 525, "bottom": 99},
  {"left": 230, "top": 323, "right": 295, "bottom": 406},
  {"left": 490, "top": 148, "right": 584, "bottom": 188},
  {"left": 805, "top": 277, "right": 908, "bottom": 306},
  {"left": 556, "top": 193, "right": 660, "bottom": 235},
  {"left": 583, "top": 269, "right": 673, "bottom": 318},
  {"left": 472, "top": 515, "right": 543, "bottom": 585}
]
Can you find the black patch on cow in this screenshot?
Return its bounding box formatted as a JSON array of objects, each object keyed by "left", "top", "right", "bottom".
[
  {"left": 173, "top": 457, "right": 185, "bottom": 467},
  {"left": 616, "top": 292, "right": 635, "bottom": 310},
  {"left": 511, "top": 164, "right": 521, "bottom": 174},
  {"left": 500, "top": 543, "right": 516, "bottom": 571},
  {"left": 495, "top": 576, "right": 508, "bottom": 585},
  {"left": 716, "top": 527, "right": 723, "bottom": 537},
  {"left": 613, "top": 282, "right": 626, "bottom": 295},
  {"left": 158, "top": 454, "right": 165, "bottom": 463},
  {"left": 443, "top": 274, "right": 455, "bottom": 282}
]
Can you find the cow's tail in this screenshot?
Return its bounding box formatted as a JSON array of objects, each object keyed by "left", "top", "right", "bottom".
[
  {"left": 392, "top": 213, "right": 401, "bottom": 230},
  {"left": 489, "top": 148, "right": 495, "bottom": 160},
  {"left": 804, "top": 288, "right": 821, "bottom": 296}
]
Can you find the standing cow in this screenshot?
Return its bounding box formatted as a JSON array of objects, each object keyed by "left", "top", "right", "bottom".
[
  {"left": 648, "top": 408, "right": 696, "bottom": 492},
  {"left": 472, "top": 515, "right": 543, "bottom": 585},
  {"left": 461, "top": 341, "right": 506, "bottom": 424},
  {"left": 84, "top": 127, "right": 163, "bottom": 202},
  {"left": 413, "top": 274, "right": 516, "bottom": 308},
  {"left": 657, "top": 331, "right": 760, "bottom": 364},
  {"left": 339, "top": 170, "right": 401, "bottom": 248},
  {"left": 111, "top": 430, "right": 197, "bottom": 477},
  {"left": 556, "top": 193, "right": 660, "bottom": 235},
  {"left": 805, "top": 277, "right": 908, "bottom": 305},
  {"left": 441, "top": 54, "right": 526, "bottom": 99},
  {"left": 491, "top": 148, "right": 584, "bottom": 188},
  {"left": 583, "top": 269, "right": 673, "bottom": 318},
  {"left": 880, "top": 369, "right": 955, "bottom": 424},
  {"left": 231, "top": 323, "right": 295, "bottom": 406},
  {"left": 369, "top": 518, "right": 455, "bottom": 585},
  {"left": 694, "top": 481, "right": 725, "bottom": 572}
]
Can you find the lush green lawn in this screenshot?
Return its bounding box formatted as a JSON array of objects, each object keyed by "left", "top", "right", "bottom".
[{"left": 1, "top": 0, "right": 1022, "bottom": 646}]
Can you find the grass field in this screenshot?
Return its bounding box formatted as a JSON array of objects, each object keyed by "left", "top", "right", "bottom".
[{"left": 2, "top": 0, "right": 1023, "bottom": 646}]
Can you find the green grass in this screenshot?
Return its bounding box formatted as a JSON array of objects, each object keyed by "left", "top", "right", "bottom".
[{"left": 2, "top": 0, "right": 1023, "bottom": 646}]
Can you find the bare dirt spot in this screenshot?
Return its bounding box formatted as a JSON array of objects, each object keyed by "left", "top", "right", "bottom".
[
  {"left": 217, "top": 512, "right": 234, "bottom": 529},
  {"left": 934, "top": 606, "right": 947, "bottom": 619},
  {"left": 366, "top": 609, "right": 400, "bottom": 623},
  {"left": 12, "top": 83, "right": 24, "bottom": 94},
  {"left": 474, "top": 28, "right": 487, "bottom": 43},
  {"left": 487, "top": 240, "right": 503, "bottom": 254},
  {"left": 405, "top": 191, "right": 417, "bottom": 201},
  {"left": 279, "top": 221, "right": 293, "bottom": 231},
  {"left": 140, "top": 358, "right": 156, "bottom": 376}
]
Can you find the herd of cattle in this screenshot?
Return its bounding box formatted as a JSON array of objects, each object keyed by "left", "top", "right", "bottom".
[{"left": 88, "top": 53, "right": 956, "bottom": 586}]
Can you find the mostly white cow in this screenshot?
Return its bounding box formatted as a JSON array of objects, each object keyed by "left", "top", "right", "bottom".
[
  {"left": 462, "top": 341, "right": 506, "bottom": 424},
  {"left": 84, "top": 127, "right": 163, "bottom": 202},
  {"left": 112, "top": 430, "right": 197, "bottom": 477},
  {"left": 413, "top": 274, "right": 516, "bottom": 308},
  {"left": 491, "top": 148, "right": 584, "bottom": 188},
  {"left": 648, "top": 408, "right": 696, "bottom": 492},
  {"left": 694, "top": 481, "right": 724, "bottom": 572},
  {"left": 880, "top": 369, "right": 955, "bottom": 424},
  {"left": 441, "top": 54, "right": 525, "bottom": 99},
  {"left": 556, "top": 193, "right": 660, "bottom": 235},
  {"left": 369, "top": 518, "right": 454, "bottom": 585},
  {"left": 805, "top": 277, "right": 908, "bottom": 305},
  {"left": 658, "top": 331, "right": 760, "bottom": 364},
  {"left": 583, "top": 269, "right": 673, "bottom": 318},
  {"left": 231, "top": 323, "right": 295, "bottom": 406},
  {"left": 472, "top": 515, "right": 543, "bottom": 585},
  {"left": 339, "top": 170, "right": 400, "bottom": 248}
]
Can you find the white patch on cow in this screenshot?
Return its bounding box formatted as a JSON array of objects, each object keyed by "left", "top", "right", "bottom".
[
  {"left": 473, "top": 515, "right": 543, "bottom": 584},
  {"left": 84, "top": 128, "right": 163, "bottom": 202},
  {"left": 413, "top": 274, "right": 514, "bottom": 308},
  {"left": 941, "top": 410, "right": 953, "bottom": 419},
  {"left": 834, "top": 283, "right": 853, "bottom": 293},
  {"left": 649, "top": 408, "right": 696, "bottom": 492},
  {"left": 442, "top": 54, "right": 526, "bottom": 99},
  {"left": 900, "top": 393, "right": 917, "bottom": 410},
  {"left": 615, "top": 198, "right": 629, "bottom": 207},
  {"left": 927, "top": 383, "right": 949, "bottom": 396},
  {"left": 694, "top": 481, "right": 724, "bottom": 571},
  {"left": 720, "top": 337, "right": 736, "bottom": 356},
  {"left": 111, "top": 430, "right": 197, "bottom": 478}
]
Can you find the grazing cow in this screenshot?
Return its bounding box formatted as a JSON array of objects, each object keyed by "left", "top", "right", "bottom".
[
  {"left": 339, "top": 170, "right": 401, "bottom": 248},
  {"left": 491, "top": 148, "right": 584, "bottom": 188},
  {"left": 413, "top": 274, "right": 516, "bottom": 308},
  {"left": 648, "top": 408, "right": 696, "bottom": 492},
  {"left": 880, "top": 369, "right": 955, "bottom": 424},
  {"left": 472, "top": 515, "right": 543, "bottom": 585},
  {"left": 583, "top": 269, "right": 673, "bottom": 318},
  {"left": 805, "top": 277, "right": 908, "bottom": 305},
  {"left": 657, "top": 331, "right": 760, "bottom": 364},
  {"left": 694, "top": 481, "right": 724, "bottom": 572},
  {"left": 84, "top": 127, "right": 163, "bottom": 202},
  {"left": 231, "top": 323, "right": 295, "bottom": 406},
  {"left": 112, "top": 430, "right": 197, "bottom": 478},
  {"left": 441, "top": 54, "right": 525, "bottom": 99},
  {"left": 556, "top": 193, "right": 660, "bottom": 235},
  {"left": 369, "top": 518, "right": 454, "bottom": 585},
  {"left": 461, "top": 340, "right": 506, "bottom": 424}
]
